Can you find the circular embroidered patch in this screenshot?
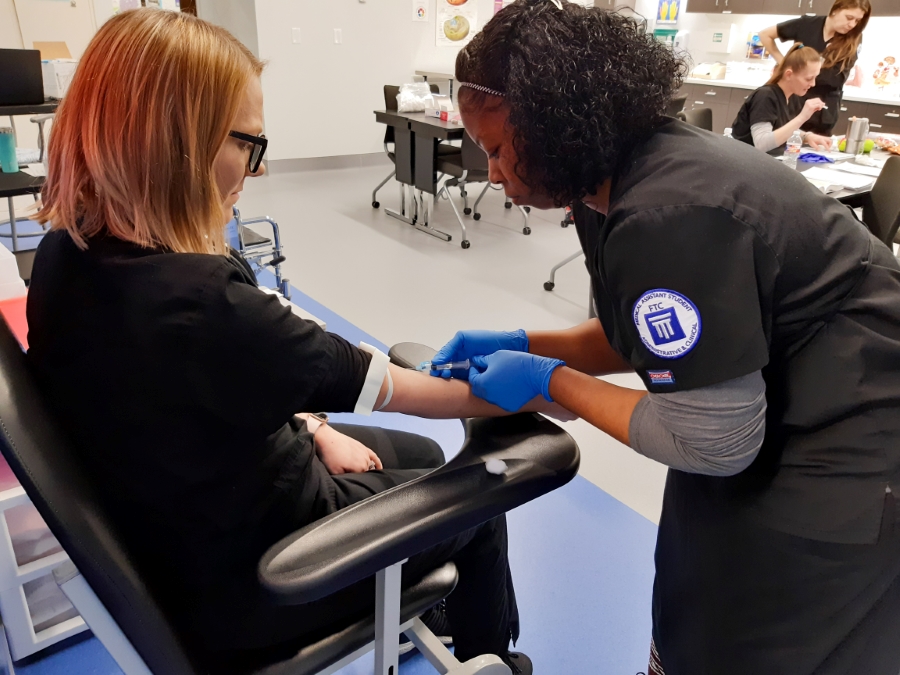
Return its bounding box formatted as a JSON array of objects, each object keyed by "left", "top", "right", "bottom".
[{"left": 632, "top": 289, "right": 702, "bottom": 360}]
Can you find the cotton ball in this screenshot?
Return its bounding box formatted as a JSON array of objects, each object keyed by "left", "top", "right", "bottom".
[{"left": 485, "top": 459, "right": 508, "bottom": 475}]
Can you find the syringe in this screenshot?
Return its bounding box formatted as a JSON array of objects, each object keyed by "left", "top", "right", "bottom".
[{"left": 416, "top": 360, "right": 471, "bottom": 372}]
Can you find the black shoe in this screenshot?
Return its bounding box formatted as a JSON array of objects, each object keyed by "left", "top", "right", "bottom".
[{"left": 503, "top": 651, "right": 533, "bottom": 675}]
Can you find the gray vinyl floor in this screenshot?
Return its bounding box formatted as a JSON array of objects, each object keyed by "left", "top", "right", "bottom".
[{"left": 237, "top": 159, "right": 668, "bottom": 524}]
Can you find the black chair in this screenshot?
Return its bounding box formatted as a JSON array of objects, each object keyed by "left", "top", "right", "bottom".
[
  {"left": 677, "top": 107, "right": 713, "bottom": 132},
  {"left": 0, "top": 171, "right": 44, "bottom": 253},
  {"left": 436, "top": 132, "right": 530, "bottom": 249},
  {"left": 666, "top": 96, "right": 687, "bottom": 117},
  {"left": 371, "top": 84, "right": 458, "bottom": 209},
  {"left": 861, "top": 155, "right": 900, "bottom": 249},
  {"left": 0, "top": 323, "right": 579, "bottom": 675}
]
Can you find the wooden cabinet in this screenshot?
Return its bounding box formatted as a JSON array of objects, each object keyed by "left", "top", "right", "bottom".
[
  {"left": 687, "top": 0, "right": 766, "bottom": 13},
  {"left": 835, "top": 99, "right": 869, "bottom": 135},
  {"left": 866, "top": 102, "right": 900, "bottom": 135},
  {"left": 725, "top": 88, "right": 752, "bottom": 132},
  {"left": 595, "top": 0, "right": 636, "bottom": 8},
  {"left": 868, "top": 0, "right": 900, "bottom": 17},
  {"left": 684, "top": 83, "right": 732, "bottom": 133}
]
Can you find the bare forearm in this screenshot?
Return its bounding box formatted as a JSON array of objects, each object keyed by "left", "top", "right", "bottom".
[
  {"left": 527, "top": 319, "right": 632, "bottom": 376},
  {"left": 759, "top": 28, "right": 782, "bottom": 63},
  {"left": 381, "top": 364, "right": 552, "bottom": 419},
  {"left": 548, "top": 367, "right": 646, "bottom": 446},
  {"left": 773, "top": 114, "right": 808, "bottom": 145}
]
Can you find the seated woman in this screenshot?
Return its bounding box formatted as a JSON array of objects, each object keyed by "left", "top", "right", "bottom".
[
  {"left": 25, "top": 10, "right": 544, "bottom": 675},
  {"left": 731, "top": 44, "right": 833, "bottom": 155}
]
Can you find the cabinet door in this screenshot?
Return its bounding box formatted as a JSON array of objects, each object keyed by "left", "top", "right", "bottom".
[
  {"left": 725, "top": 89, "right": 751, "bottom": 132},
  {"left": 866, "top": 103, "right": 900, "bottom": 135},
  {"left": 686, "top": 0, "right": 723, "bottom": 13},
  {"left": 835, "top": 99, "right": 869, "bottom": 136},
  {"left": 867, "top": 0, "right": 900, "bottom": 17},
  {"left": 595, "top": 0, "right": 636, "bottom": 8}
]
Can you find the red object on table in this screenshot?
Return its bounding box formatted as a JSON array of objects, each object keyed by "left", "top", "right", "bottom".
[
  {"left": 0, "top": 293, "right": 27, "bottom": 487},
  {"left": 0, "top": 295, "right": 28, "bottom": 350}
]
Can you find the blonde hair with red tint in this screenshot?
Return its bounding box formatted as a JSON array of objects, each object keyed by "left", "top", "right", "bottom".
[{"left": 37, "top": 9, "right": 264, "bottom": 254}]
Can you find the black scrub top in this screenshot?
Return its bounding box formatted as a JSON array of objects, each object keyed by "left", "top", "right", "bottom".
[
  {"left": 26, "top": 230, "right": 373, "bottom": 645},
  {"left": 777, "top": 15, "right": 858, "bottom": 133},
  {"left": 730, "top": 83, "right": 794, "bottom": 155},
  {"left": 574, "top": 119, "right": 900, "bottom": 546}
]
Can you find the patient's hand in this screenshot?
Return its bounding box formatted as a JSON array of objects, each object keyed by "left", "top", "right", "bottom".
[{"left": 314, "top": 425, "right": 384, "bottom": 475}]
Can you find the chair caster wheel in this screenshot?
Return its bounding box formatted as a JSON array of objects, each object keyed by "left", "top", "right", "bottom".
[
  {"left": 524, "top": 206, "right": 531, "bottom": 213},
  {"left": 523, "top": 227, "right": 531, "bottom": 235},
  {"left": 372, "top": 201, "right": 380, "bottom": 208},
  {"left": 560, "top": 220, "right": 569, "bottom": 228},
  {"left": 460, "top": 190, "right": 467, "bottom": 198},
  {"left": 544, "top": 281, "right": 555, "bottom": 291},
  {"left": 473, "top": 213, "right": 481, "bottom": 221},
  {"left": 461, "top": 240, "right": 471, "bottom": 249},
  {"left": 463, "top": 207, "right": 472, "bottom": 215},
  {"left": 504, "top": 202, "right": 513, "bottom": 209}
]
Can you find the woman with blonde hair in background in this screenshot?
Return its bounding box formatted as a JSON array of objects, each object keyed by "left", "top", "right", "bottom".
[
  {"left": 731, "top": 44, "right": 832, "bottom": 154},
  {"left": 758, "top": 0, "right": 872, "bottom": 135},
  {"left": 26, "top": 9, "right": 544, "bottom": 674}
]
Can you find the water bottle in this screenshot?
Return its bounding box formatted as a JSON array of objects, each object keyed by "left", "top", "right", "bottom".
[
  {"left": 0, "top": 128, "right": 18, "bottom": 174},
  {"left": 784, "top": 131, "right": 803, "bottom": 170}
]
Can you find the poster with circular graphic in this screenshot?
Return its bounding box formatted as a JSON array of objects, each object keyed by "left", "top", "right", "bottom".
[{"left": 436, "top": 0, "right": 478, "bottom": 48}]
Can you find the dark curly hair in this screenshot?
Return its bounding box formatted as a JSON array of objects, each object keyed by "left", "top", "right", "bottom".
[{"left": 456, "top": 0, "right": 687, "bottom": 206}]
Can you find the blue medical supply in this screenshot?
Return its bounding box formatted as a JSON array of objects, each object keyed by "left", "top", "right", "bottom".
[
  {"left": 0, "top": 128, "right": 18, "bottom": 173},
  {"left": 417, "top": 360, "right": 471, "bottom": 372},
  {"left": 469, "top": 351, "right": 565, "bottom": 412},
  {"left": 798, "top": 153, "right": 834, "bottom": 164},
  {"left": 431, "top": 329, "right": 530, "bottom": 380}
]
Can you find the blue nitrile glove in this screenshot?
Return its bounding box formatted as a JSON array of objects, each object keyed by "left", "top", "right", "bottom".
[
  {"left": 468, "top": 351, "right": 565, "bottom": 413},
  {"left": 798, "top": 152, "right": 834, "bottom": 164},
  {"left": 430, "top": 329, "right": 530, "bottom": 380}
]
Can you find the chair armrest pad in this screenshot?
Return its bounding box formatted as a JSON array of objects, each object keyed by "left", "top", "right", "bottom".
[{"left": 259, "top": 413, "right": 579, "bottom": 604}]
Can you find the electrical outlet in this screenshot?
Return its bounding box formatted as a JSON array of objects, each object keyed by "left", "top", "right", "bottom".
[{"left": 334, "top": 29, "right": 342, "bottom": 44}]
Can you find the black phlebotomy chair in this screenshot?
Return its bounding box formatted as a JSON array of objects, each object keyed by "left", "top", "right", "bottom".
[
  {"left": 860, "top": 155, "right": 900, "bottom": 249},
  {"left": 0, "top": 325, "right": 579, "bottom": 675},
  {"left": 676, "top": 108, "right": 713, "bottom": 132}
]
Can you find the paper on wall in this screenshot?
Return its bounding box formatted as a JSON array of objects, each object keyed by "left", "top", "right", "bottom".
[
  {"left": 413, "top": 0, "right": 428, "bottom": 22},
  {"left": 436, "top": 0, "right": 477, "bottom": 48}
]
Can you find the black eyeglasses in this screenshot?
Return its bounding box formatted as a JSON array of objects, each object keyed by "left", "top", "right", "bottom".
[{"left": 228, "top": 131, "right": 268, "bottom": 173}]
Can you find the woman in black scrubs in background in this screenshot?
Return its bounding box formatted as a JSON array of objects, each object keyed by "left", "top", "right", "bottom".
[
  {"left": 731, "top": 44, "right": 832, "bottom": 154},
  {"left": 432, "top": 2, "right": 900, "bottom": 673},
  {"left": 758, "top": 0, "right": 871, "bottom": 135}
]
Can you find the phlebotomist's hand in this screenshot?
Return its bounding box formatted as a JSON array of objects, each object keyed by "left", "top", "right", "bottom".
[
  {"left": 312, "top": 423, "right": 383, "bottom": 475},
  {"left": 806, "top": 133, "right": 832, "bottom": 151},
  {"left": 431, "top": 329, "right": 530, "bottom": 380},
  {"left": 468, "top": 351, "right": 565, "bottom": 413}
]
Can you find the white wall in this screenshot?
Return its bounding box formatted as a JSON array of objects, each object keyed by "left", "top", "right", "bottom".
[
  {"left": 12, "top": 0, "right": 98, "bottom": 58},
  {"left": 0, "top": 0, "right": 23, "bottom": 49},
  {"left": 197, "top": 0, "right": 259, "bottom": 57}
]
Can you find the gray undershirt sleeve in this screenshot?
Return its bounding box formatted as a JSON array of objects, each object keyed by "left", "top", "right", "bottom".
[
  {"left": 750, "top": 122, "right": 779, "bottom": 153},
  {"left": 629, "top": 371, "right": 767, "bottom": 477}
]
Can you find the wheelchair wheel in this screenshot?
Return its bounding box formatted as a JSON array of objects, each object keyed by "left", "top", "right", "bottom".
[
  {"left": 473, "top": 213, "right": 481, "bottom": 221},
  {"left": 544, "top": 281, "right": 555, "bottom": 291},
  {"left": 461, "top": 240, "right": 471, "bottom": 249}
]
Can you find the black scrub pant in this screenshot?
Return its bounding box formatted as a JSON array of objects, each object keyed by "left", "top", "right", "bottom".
[
  {"left": 650, "top": 471, "right": 900, "bottom": 675},
  {"left": 210, "top": 424, "right": 519, "bottom": 673}
]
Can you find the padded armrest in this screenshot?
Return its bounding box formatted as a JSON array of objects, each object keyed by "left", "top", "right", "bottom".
[{"left": 259, "top": 413, "right": 579, "bottom": 605}]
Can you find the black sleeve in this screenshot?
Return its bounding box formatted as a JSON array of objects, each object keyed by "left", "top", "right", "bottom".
[
  {"left": 190, "top": 262, "right": 372, "bottom": 432},
  {"left": 776, "top": 17, "right": 804, "bottom": 42},
  {"left": 603, "top": 206, "right": 774, "bottom": 393},
  {"left": 747, "top": 88, "right": 782, "bottom": 128}
]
